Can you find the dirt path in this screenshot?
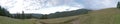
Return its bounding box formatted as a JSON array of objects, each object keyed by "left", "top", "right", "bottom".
[
  {"left": 71, "top": 19, "right": 80, "bottom": 24},
  {"left": 31, "top": 16, "right": 81, "bottom": 24}
]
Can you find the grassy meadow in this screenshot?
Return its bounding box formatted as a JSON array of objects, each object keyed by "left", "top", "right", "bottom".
[{"left": 0, "top": 8, "right": 120, "bottom": 24}]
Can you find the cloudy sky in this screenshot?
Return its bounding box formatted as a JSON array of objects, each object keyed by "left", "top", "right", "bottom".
[{"left": 0, "top": 0, "right": 119, "bottom": 14}]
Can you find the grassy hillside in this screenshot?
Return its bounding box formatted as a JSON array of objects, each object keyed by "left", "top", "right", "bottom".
[
  {"left": 0, "top": 16, "right": 33, "bottom": 24},
  {"left": 37, "top": 8, "right": 120, "bottom": 24},
  {"left": 78, "top": 8, "right": 120, "bottom": 24},
  {"left": 0, "top": 8, "right": 120, "bottom": 24}
]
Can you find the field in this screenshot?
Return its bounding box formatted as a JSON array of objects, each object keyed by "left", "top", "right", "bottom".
[
  {"left": 0, "top": 8, "right": 120, "bottom": 24},
  {"left": 0, "top": 16, "right": 33, "bottom": 24},
  {"left": 79, "top": 8, "right": 120, "bottom": 24}
]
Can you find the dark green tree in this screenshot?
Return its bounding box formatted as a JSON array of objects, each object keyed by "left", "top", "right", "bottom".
[
  {"left": 14, "top": 11, "right": 32, "bottom": 19},
  {"left": 13, "top": 11, "right": 25, "bottom": 19},
  {"left": 117, "top": 2, "right": 120, "bottom": 9},
  {"left": 0, "top": 6, "right": 5, "bottom": 16},
  {"left": 41, "top": 14, "right": 48, "bottom": 19},
  {"left": 0, "top": 6, "right": 11, "bottom": 16},
  {"left": 21, "top": 11, "right": 25, "bottom": 19}
]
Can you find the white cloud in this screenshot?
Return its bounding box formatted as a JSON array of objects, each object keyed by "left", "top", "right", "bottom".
[
  {"left": 81, "top": 0, "right": 118, "bottom": 10},
  {"left": 24, "top": 5, "right": 83, "bottom": 14},
  {"left": 0, "top": 0, "right": 83, "bottom": 14}
]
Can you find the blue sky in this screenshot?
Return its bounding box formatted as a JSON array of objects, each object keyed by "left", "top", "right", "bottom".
[
  {"left": 75, "top": 0, "right": 119, "bottom": 10},
  {"left": 0, "top": 0, "right": 119, "bottom": 14}
]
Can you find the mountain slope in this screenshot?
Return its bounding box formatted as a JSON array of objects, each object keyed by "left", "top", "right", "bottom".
[
  {"left": 78, "top": 8, "right": 120, "bottom": 24},
  {"left": 0, "top": 16, "right": 33, "bottom": 24},
  {"left": 36, "top": 8, "right": 120, "bottom": 24}
]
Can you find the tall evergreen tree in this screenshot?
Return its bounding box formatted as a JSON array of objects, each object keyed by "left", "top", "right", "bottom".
[
  {"left": 0, "top": 6, "right": 6, "bottom": 16},
  {"left": 117, "top": 1, "right": 120, "bottom": 9},
  {"left": 0, "top": 6, "right": 10, "bottom": 16},
  {"left": 21, "top": 11, "right": 25, "bottom": 19}
]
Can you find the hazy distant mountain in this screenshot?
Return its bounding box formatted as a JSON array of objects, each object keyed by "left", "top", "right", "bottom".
[
  {"left": 45, "top": 9, "right": 90, "bottom": 19},
  {"left": 11, "top": 9, "right": 90, "bottom": 19}
]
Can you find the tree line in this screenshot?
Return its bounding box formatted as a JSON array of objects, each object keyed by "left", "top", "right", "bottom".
[
  {"left": 0, "top": 5, "right": 90, "bottom": 19},
  {"left": 0, "top": 6, "right": 32, "bottom": 19},
  {"left": 0, "top": 6, "right": 11, "bottom": 17},
  {"left": 39, "top": 8, "right": 91, "bottom": 19}
]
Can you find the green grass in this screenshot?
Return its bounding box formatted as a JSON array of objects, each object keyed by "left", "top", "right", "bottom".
[
  {"left": 0, "top": 16, "right": 33, "bottom": 24},
  {"left": 79, "top": 8, "right": 120, "bottom": 24},
  {"left": 115, "top": 14, "right": 120, "bottom": 24}
]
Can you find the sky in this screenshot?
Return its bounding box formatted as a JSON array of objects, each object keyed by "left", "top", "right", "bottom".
[
  {"left": 0, "top": 0, "right": 119, "bottom": 14},
  {"left": 75, "top": 0, "right": 119, "bottom": 10}
]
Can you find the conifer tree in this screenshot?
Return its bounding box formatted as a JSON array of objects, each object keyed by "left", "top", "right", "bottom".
[
  {"left": 117, "top": 2, "right": 120, "bottom": 9},
  {"left": 0, "top": 6, "right": 11, "bottom": 17}
]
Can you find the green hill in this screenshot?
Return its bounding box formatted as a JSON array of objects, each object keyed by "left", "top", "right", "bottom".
[
  {"left": 37, "top": 8, "right": 120, "bottom": 24},
  {"left": 0, "top": 8, "right": 120, "bottom": 24},
  {"left": 78, "top": 8, "right": 120, "bottom": 24},
  {"left": 0, "top": 16, "right": 33, "bottom": 24}
]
